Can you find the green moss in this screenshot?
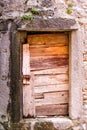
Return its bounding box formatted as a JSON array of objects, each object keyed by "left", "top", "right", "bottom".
[
  {"left": 21, "top": 14, "right": 33, "bottom": 20},
  {"left": 67, "top": 1, "right": 74, "bottom": 7},
  {"left": 34, "top": 122, "right": 57, "bottom": 130},
  {"left": 66, "top": 1, "right": 74, "bottom": 14},
  {"left": 67, "top": 8, "right": 72, "bottom": 14},
  {"left": 31, "top": 8, "right": 39, "bottom": 15}
]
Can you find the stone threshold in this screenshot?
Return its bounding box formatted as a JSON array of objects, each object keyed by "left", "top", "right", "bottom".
[{"left": 21, "top": 117, "right": 73, "bottom": 130}]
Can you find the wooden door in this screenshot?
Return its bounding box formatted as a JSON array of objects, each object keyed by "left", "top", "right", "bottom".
[{"left": 23, "top": 33, "right": 69, "bottom": 117}]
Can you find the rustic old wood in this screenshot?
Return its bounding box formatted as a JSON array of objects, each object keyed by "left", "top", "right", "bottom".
[
  {"left": 34, "top": 84, "right": 69, "bottom": 94},
  {"left": 36, "top": 104, "right": 68, "bottom": 116},
  {"left": 28, "top": 33, "right": 69, "bottom": 45},
  {"left": 23, "top": 44, "right": 30, "bottom": 75},
  {"left": 30, "top": 46, "right": 68, "bottom": 56},
  {"left": 23, "top": 74, "right": 35, "bottom": 117},
  {"left": 35, "top": 93, "right": 44, "bottom": 99},
  {"left": 30, "top": 56, "right": 68, "bottom": 70},
  {"left": 34, "top": 74, "right": 68, "bottom": 86},
  {"left": 23, "top": 33, "right": 69, "bottom": 117},
  {"left": 35, "top": 91, "right": 69, "bottom": 106},
  {"left": 32, "top": 67, "right": 68, "bottom": 75},
  {"left": 23, "top": 44, "right": 35, "bottom": 117}
]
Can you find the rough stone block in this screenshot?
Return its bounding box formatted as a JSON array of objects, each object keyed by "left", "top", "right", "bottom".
[
  {"left": 41, "top": 0, "right": 53, "bottom": 7},
  {"left": 27, "top": 0, "right": 37, "bottom": 6},
  {"left": 0, "top": 30, "right": 10, "bottom": 122},
  {"left": 0, "top": 124, "right": 5, "bottom": 130},
  {"left": 34, "top": 122, "right": 56, "bottom": 130},
  {"left": 25, "top": 17, "right": 76, "bottom": 30},
  {"left": 30, "top": 118, "right": 73, "bottom": 130},
  {"left": 72, "top": 126, "right": 83, "bottom": 130}
]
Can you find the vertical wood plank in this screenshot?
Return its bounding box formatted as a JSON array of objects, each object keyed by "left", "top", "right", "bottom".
[
  {"left": 23, "top": 73, "right": 35, "bottom": 117},
  {"left": 23, "top": 44, "right": 35, "bottom": 117},
  {"left": 23, "top": 44, "right": 30, "bottom": 75}
]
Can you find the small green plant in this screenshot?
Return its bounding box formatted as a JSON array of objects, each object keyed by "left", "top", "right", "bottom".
[
  {"left": 21, "top": 7, "right": 39, "bottom": 21},
  {"left": 66, "top": 1, "right": 74, "bottom": 14},
  {"left": 67, "top": 1, "right": 74, "bottom": 7},
  {"left": 67, "top": 8, "right": 72, "bottom": 14},
  {"left": 31, "top": 8, "right": 39, "bottom": 15},
  {"left": 21, "top": 14, "right": 33, "bottom": 20}
]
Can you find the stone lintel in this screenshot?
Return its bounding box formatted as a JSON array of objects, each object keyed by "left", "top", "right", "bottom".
[
  {"left": 18, "top": 17, "right": 78, "bottom": 32},
  {"left": 18, "top": 28, "right": 78, "bottom": 32}
]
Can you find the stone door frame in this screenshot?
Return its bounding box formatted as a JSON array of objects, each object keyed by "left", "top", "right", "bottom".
[{"left": 10, "top": 19, "right": 83, "bottom": 122}]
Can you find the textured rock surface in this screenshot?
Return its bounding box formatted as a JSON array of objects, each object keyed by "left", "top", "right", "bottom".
[
  {"left": 0, "top": 0, "right": 87, "bottom": 129},
  {"left": 0, "top": 22, "right": 11, "bottom": 122},
  {"left": 0, "top": 124, "right": 5, "bottom": 130}
]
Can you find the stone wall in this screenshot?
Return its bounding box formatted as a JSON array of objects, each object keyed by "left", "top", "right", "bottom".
[{"left": 0, "top": 0, "right": 87, "bottom": 129}]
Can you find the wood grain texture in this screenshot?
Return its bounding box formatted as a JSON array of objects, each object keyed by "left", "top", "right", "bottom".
[
  {"left": 31, "top": 66, "right": 68, "bottom": 75},
  {"left": 30, "top": 56, "right": 69, "bottom": 70},
  {"left": 35, "top": 104, "right": 68, "bottom": 116},
  {"left": 30, "top": 46, "right": 69, "bottom": 56},
  {"left": 28, "top": 33, "right": 69, "bottom": 45},
  {"left": 23, "top": 44, "right": 35, "bottom": 117},
  {"left": 34, "top": 74, "right": 68, "bottom": 86},
  {"left": 34, "top": 84, "right": 69, "bottom": 94},
  {"left": 35, "top": 91, "right": 69, "bottom": 106},
  {"left": 35, "top": 93, "right": 44, "bottom": 99},
  {"left": 23, "top": 33, "right": 69, "bottom": 117},
  {"left": 23, "top": 44, "right": 30, "bottom": 75},
  {"left": 23, "top": 73, "right": 35, "bottom": 117}
]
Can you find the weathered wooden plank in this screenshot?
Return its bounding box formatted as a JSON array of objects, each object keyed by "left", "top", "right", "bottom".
[
  {"left": 34, "top": 84, "right": 69, "bottom": 94},
  {"left": 23, "top": 73, "right": 35, "bottom": 117},
  {"left": 35, "top": 93, "right": 44, "bottom": 99},
  {"left": 30, "top": 44, "right": 68, "bottom": 47},
  {"left": 30, "top": 46, "right": 69, "bottom": 56},
  {"left": 30, "top": 55, "right": 69, "bottom": 70},
  {"left": 32, "top": 67, "right": 68, "bottom": 75},
  {"left": 23, "top": 44, "right": 30, "bottom": 75},
  {"left": 35, "top": 104, "right": 68, "bottom": 116},
  {"left": 31, "top": 54, "right": 69, "bottom": 60},
  {"left": 35, "top": 91, "right": 69, "bottom": 106},
  {"left": 30, "top": 56, "right": 69, "bottom": 70},
  {"left": 28, "top": 33, "right": 69, "bottom": 45},
  {"left": 34, "top": 74, "right": 68, "bottom": 86}
]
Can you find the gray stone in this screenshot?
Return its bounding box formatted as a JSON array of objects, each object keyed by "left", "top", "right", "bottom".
[
  {"left": 41, "top": 0, "right": 52, "bottom": 7},
  {"left": 0, "top": 23, "right": 10, "bottom": 122},
  {"left": 0, "top": 0, "right": 86, "bottom": 129},
  {"left": 0, "top": 124, "right": 5, "bottom": 130},
  {"left": 39, "top": 9, "right": 54, "bottom": 17},
  {"left": 26, "top": 117, "right": 73, "bottom": 130},
  {"left": 25, "top": 17, "right": 76, "bottom": 29},
  {"left": 27, "top": 0, "right": 37, "bottom": 6},
  {"left": 0, "top": 6, "right": 3, "bottom": 16}
]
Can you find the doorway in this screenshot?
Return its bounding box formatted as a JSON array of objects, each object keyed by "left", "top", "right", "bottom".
[{"left": 23, "top": 32, "right": 69, "bottom": 117}]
